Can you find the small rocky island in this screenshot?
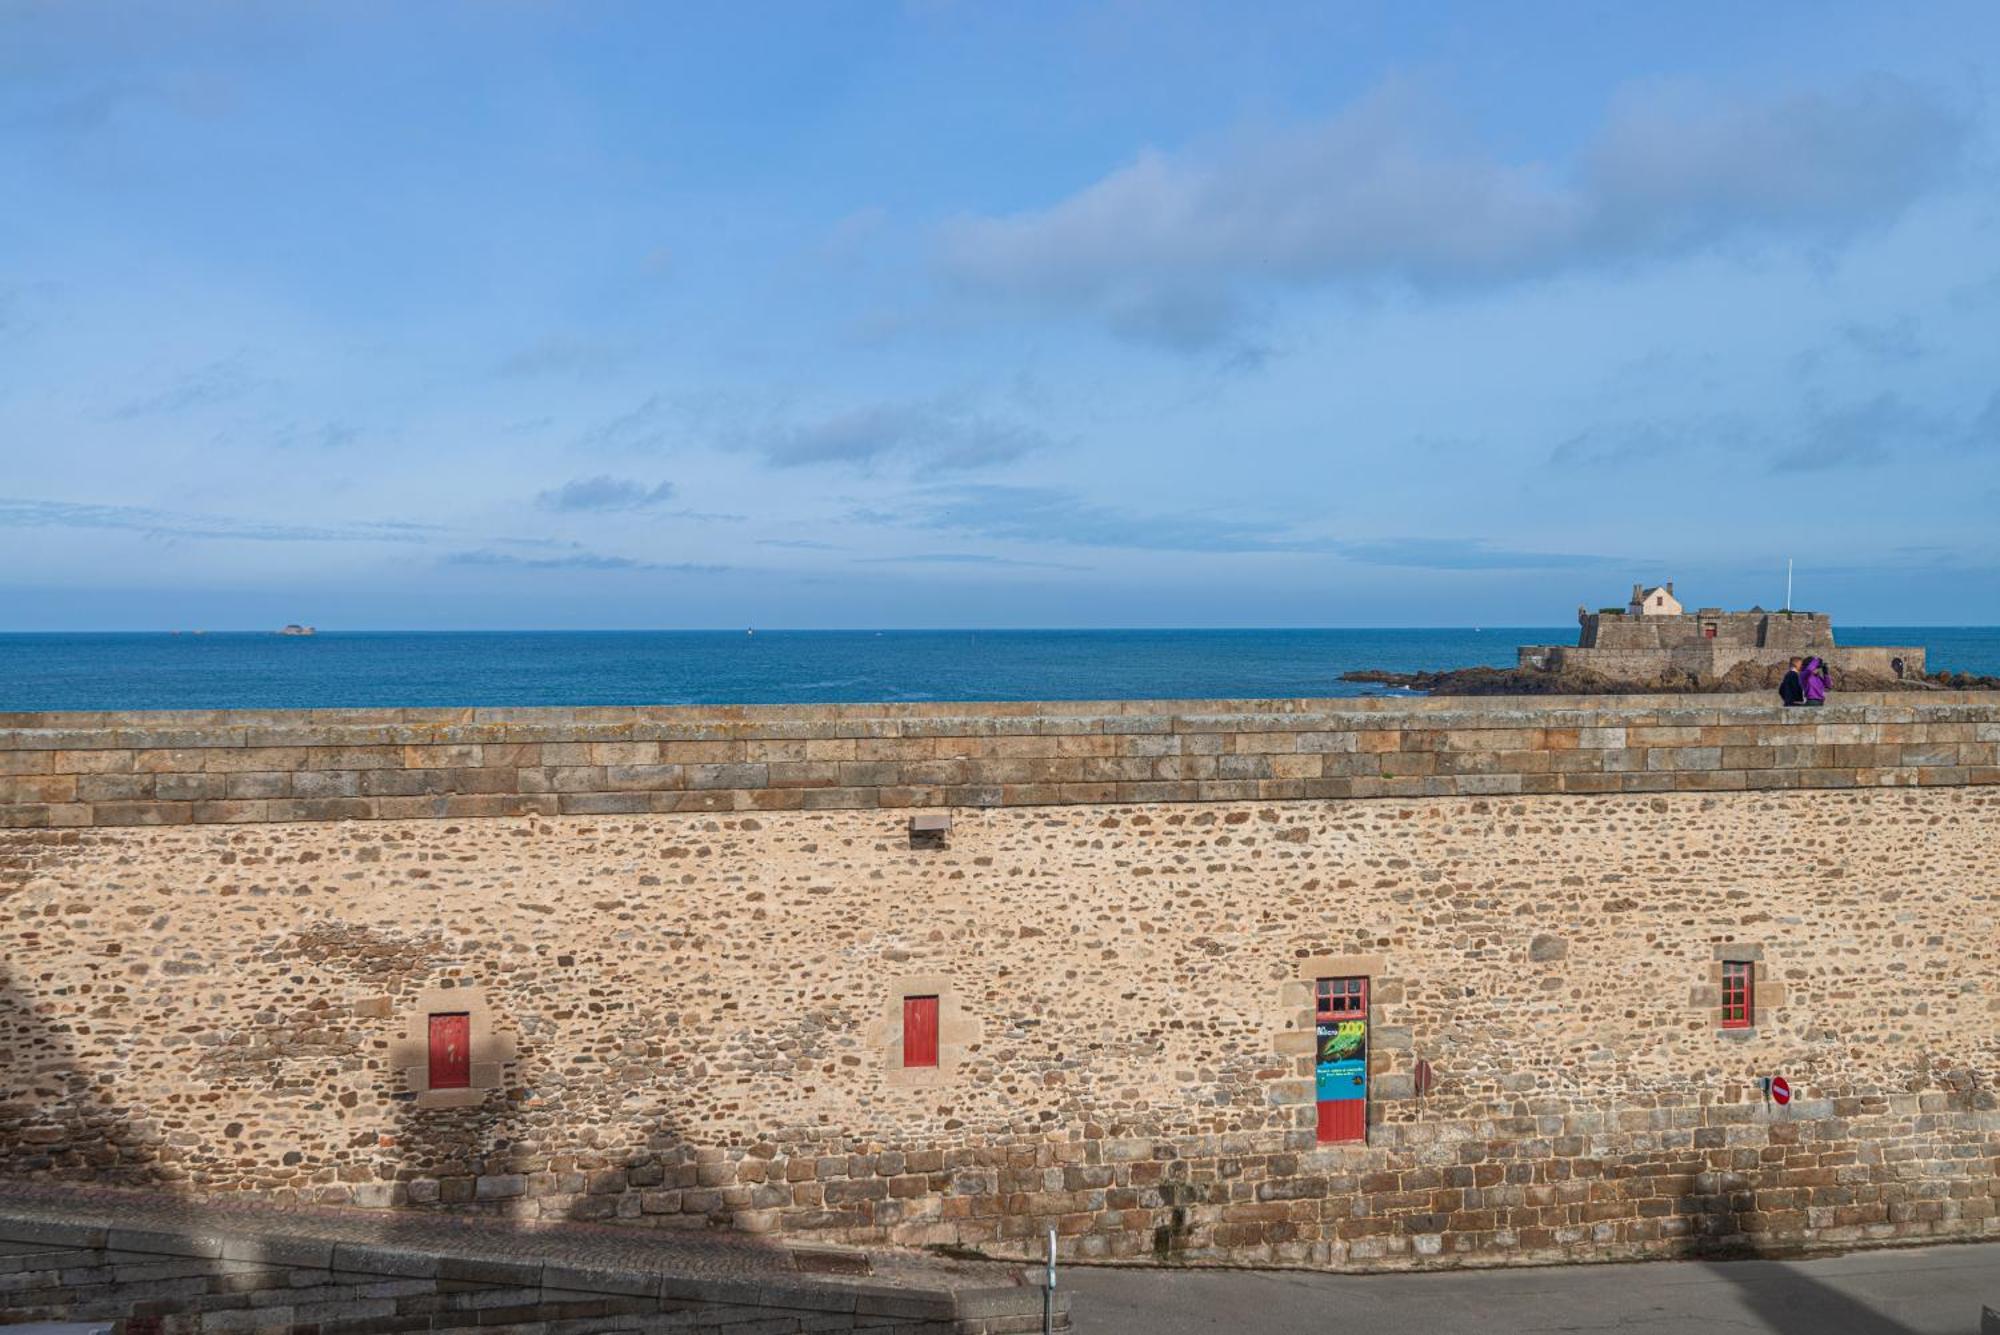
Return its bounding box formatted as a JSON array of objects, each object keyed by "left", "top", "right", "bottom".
[{"left": 1348, "top": 583, "right": 1993, "bottom": 695}]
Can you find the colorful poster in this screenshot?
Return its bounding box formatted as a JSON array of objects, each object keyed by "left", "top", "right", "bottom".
[{"left": 1315, "top": 1018, "right": 1367, "bottom": 1102}]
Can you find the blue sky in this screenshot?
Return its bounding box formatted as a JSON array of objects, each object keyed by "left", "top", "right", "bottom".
[{"left": 3, "top": 1, "right": 1997, "bottom": 630}]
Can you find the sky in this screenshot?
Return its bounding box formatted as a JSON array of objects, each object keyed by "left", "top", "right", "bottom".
[{"left": 2, "top": 1, "right": 1998, "bottom": 631}]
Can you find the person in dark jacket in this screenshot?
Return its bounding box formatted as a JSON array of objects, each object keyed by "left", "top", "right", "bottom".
[
  {"left": 1779, "top": 657, "right": 1805, "bottom": 706},
  {"left": 1801, "top": 656, "right": 1828, "bottom": 706}
]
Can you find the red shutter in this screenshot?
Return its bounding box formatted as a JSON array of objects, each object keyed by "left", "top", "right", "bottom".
[
  {"left": 903, "top": 996, "right": 939, "bottom": 1068},
  {"left": 429, "top": 1012, "right": 471, "bottom": 1089}
]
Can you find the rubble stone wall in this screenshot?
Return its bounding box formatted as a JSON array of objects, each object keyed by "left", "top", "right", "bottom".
[{"left": 3, "top": 695, "right": 1996, "bottom": 1272}]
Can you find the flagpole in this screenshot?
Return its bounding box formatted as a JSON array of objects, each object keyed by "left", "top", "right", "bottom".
[{"left": 1785, "top": 559, "right": 1792, "bottom": 612}]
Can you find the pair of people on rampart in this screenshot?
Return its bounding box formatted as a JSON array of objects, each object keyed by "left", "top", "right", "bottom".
[{"left": 1778, "top": 655, "right": 1828, "bottom": 706}]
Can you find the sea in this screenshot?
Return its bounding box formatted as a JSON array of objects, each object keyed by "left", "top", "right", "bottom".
[{"left": 3, "top": 627, "right": 1997, "bottom": 714}]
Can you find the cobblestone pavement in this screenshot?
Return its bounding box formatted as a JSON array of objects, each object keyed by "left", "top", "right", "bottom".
[
  {"left": 1066, "top": 1242, "right": 2000, "bottom": 1334},
  {"left": 0, "top": 1182, "right": 1031, "bottom": 1294}
]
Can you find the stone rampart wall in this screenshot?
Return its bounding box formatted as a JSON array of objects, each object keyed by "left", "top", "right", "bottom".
[
  {"left": 1515, "top": 646, "right": 1928, "bottom": 681},
  {"left": 1580, "top": 612, "right": 1831, "bottom": 652},
  {"left": 2, "top": 692, "right": 1993, "bottom": 831},
  {"left": 3, "top": 738, "right": 1996, "bottom": 1271},
  {"left": 1839, "top": 646, "right": 1926, "bottom": 678}
]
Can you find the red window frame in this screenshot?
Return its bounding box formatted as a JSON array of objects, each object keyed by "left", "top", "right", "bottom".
[
  {"left": 903, "top": 995, "right": 939, "bottom": 1068},
  {"left": 428, "top": 1012, "right": 471, "bottom": 1089},
  {"left": 1315, "top": 976, "right": 1367, "bottom": 1020},
  {"left": 1720, "top": 962, "right": 1753, "bottom": 1029}
]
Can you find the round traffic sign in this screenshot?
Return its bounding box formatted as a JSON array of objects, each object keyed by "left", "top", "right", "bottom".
[{"left": 1768, "top": 1075, "right": 1791, "bottom": 1105}]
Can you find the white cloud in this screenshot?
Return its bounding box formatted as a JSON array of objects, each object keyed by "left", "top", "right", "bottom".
[{"left": 942, "top": 75, "right": 1968, "bottom": 347}]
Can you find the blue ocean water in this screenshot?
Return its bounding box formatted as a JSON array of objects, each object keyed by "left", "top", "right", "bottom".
[{"left": 1, "top": 627, "right": 1996, "bottom": 713}]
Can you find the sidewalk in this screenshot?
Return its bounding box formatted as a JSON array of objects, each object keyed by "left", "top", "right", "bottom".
[{"left": 1066, "top": 1242, "right": 2000, "bottom": 1335}]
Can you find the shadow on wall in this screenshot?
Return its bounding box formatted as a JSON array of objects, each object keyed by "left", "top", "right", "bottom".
[
  {"left": 388, "top": 1077, "right": 526, "bottom": 1214},
  {"left": 0, "top": 963, "right": 167, "bottom": 1188},
  {"left": 379, "top": 986, "right": 730, "bottom": 1240},
  {"left": 0, "top": 898, "right": 761, "bottom": 1248}
]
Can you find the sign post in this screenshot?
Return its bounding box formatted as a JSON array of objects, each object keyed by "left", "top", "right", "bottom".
[{"left": 1042, "top": 1226, "right": 1056, "bottom": 1335}]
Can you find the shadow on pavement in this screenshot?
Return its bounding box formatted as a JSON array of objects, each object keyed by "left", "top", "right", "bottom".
[{"left": 1703, "top": 1257, "right": 1923, "bottom": 1335}]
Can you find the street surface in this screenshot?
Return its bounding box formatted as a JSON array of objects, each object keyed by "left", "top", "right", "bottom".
[{"left": 1066, "top": 1242, "right": 2000, "bottom": 1334}]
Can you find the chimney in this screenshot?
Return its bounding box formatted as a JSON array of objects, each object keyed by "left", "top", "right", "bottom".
[
  {"left": 1665, "top": 581, "right": 1674, "bottom": 596},
  {"left": 1631, "top": 583, "right": 1643, "bottom": 603}
]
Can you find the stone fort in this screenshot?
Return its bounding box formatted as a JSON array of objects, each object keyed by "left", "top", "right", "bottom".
[
  {"left": 1, "top": 692, "right": 1996, "bottom": 1274},
  {"left": 1517, "top": 582, "right": 1925, "bottom": 683}
]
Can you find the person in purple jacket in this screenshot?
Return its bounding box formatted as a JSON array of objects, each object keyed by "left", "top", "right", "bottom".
[
  {"left": 1801, "top": 655, "right": 1828, "bottom": 706},
  {"left": 1778, "top": 657, "right": 1805, "bottom": 706}
]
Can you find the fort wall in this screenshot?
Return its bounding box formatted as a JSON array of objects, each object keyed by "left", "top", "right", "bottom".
[
  {"left": 2, "top": 696, "right": 1997, "bottom": 1273},
  {"left": 1515, "top": 644, "right": 1926, "bottom": 681},
  {"left": 1523, "top": 610, "right": 1924, "bottom": 684},
  {"left": 1578, "top": 610, "right": 1831, "bottom": 653}
]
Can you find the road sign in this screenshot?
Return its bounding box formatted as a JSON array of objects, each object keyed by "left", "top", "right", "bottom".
[{"left": 1768, "top": 1075, "right": 1791, "bottom": 1106}]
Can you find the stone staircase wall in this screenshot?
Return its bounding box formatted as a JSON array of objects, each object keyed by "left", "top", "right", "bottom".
[{"left": 0, "top": 1213, "right": 1062, "bottom": 1334}]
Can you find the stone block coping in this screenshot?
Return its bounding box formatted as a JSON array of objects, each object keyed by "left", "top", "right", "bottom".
[{"left": 1, "top": 691, "right": 1996, "bottom": 827}]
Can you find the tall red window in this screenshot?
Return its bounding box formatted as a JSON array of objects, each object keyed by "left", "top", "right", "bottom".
[
  {"left": 428, "top": 1012, "right": 471, "bottom": 1089},
  {"left": 903, "top": 996, "right": 939, "bottom": 1068},
  {"left": 1314, "top": 977, "right": 1368, "bottom": 1144},
  {"left": 1720, "top": 962, "right": 1753, "bottom": 1029}
]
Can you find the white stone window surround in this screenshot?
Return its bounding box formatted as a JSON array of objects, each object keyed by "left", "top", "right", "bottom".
[{"left": 390, "top": 984, "right": 517, "bottom": 1110}]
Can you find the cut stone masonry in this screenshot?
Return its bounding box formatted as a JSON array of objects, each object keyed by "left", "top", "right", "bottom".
[{"left": 3, "top": 691, "right": 1997, "bottom": 829}]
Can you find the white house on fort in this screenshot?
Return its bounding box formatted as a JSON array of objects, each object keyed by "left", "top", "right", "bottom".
[{"left": 1629, "top": 582, "right": 1682, "bottom": 616}]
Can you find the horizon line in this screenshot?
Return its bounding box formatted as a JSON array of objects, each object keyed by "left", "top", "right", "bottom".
[{"left": 3, "top": 622, "right": 1994, "bottom": 636}]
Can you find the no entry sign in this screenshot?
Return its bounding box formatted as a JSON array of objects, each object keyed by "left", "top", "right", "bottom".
[{"left": 1767, "top": 1075, "right": 1792, "bottom": 1106}]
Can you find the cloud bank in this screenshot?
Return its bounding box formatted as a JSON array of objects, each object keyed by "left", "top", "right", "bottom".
[
  {"left": 443, "top": 547, "right": 729, "bottom": 573},
  {"left": 942, "top": 75, "right": 1967, "bottom": 347},
  {"left": 747, "top": 402, "right": 1051, "bottom": 472},
  {"left": 0, "top": 497, "right": 439, "bottom": 545},
  {"left": 535, "top": 476, "right": 678, "bottom": 512},
  {"left": 877, "top": 486, "right": 1622, "bottom": 568},
  {"left": 880, "top": 484, "right": 1339, "bottom": 552}
]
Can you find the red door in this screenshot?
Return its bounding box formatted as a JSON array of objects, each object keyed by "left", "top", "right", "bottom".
[
  {"left": 428, "top": 1012, "right": 471, "bottom": 1089},
  {"left": 903, "top": 996, "right": 939, "bottom": 1068},
  {"left": 1314, "top": 977, "right": 1368, "bottom": 1144}
]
